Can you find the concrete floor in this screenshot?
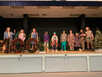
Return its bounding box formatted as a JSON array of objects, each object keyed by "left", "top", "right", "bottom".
[{"left": 0, "top": 72, "right": 102, "bottom": 77}]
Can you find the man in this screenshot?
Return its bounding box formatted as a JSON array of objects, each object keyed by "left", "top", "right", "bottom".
[{"left": 60, "top": 30, "right": 67, "bottom": 51}]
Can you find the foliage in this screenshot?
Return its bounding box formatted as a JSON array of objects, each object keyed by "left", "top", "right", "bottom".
[
  {"left": 94, "top": 29, "right": 102, "bottom": 49},
  {"left": 26, "top": 38, "right": 38, "bottom": 53}
]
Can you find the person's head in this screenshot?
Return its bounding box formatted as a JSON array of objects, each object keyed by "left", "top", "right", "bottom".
[
  {"left": 70, "top": 30, "right": 72, "bottom": 34},
  {"left": 63, "top": 30, "right": 65, "bottom": 34},
  {"left": 53, "top": 32, "right": 56, "bottom": 36},
  {"left": 20, "top": 29, "right": 24, "bottom": 33},
  {"left": 80, "top": 29, "right": 84, "bottom": 33},
  {"left": 33, "top": 28, "right": 36, "bottom": 32},
  {"left": 86, "top": 27, "right": 90, "bottom": 31},
  {"left": 45, "top": 31, "right": 48, "bottom": 35},
  {"left": 6, "top": 27, "right": 10, "bottom": 32},
  {"left": 76, "top": 33, "right": 79, "bottom": 36}
]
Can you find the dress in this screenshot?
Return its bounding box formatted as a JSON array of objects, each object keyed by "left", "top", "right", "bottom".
[
  {"left": 18, "top": 33, "right": 25, "bottom": 41},
  {"left": 85, "top": 30, "right": 93, "bottom": 43},
  {"left": 31, "top": 32, "right": 37, "bottom": 44},
  {"left": 67, "top": 33, "right": 75, "bottom": 46},
  {"left": 44, "top": 34, "right": 49, "bottom": 46},
  {"left": 75, "top": 36, "right": 80, "bottom": 47},
  {"left": 51, "top": 35, "right": 58, "bottom": 50}
]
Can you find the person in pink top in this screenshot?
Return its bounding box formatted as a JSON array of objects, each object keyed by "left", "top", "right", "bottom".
[{"left": 18, "top": 29, "right": 26, "bottom": 41}]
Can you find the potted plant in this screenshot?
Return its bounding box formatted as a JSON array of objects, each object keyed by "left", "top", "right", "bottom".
[{"left": 94, "top": 29, "right": 102, "bottom": 52}]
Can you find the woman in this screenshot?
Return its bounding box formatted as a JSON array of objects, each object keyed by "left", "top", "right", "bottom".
[
  {"left": 31, "top": 28, "right": 38, "bottom": 50},
  {"left": 44, "top": 31, "right": 49, "bottom": 53},
  {"left": 4, "top": 27, "right": 16, "bottom": 42},
  {"left": 18, "top": 29, "right": 26, "bottom": 41},
  {"left": 85, "top": 27, "right": 94, "bottom": 50},
  {"left": 67, "top": 30, "right": 75, "bottom": 51},
  {"left": 51, "top": 32, "right": 58, "bottom": 52},
  {"left": 80, "top": 29, "right": 85, "bottom": 51}
]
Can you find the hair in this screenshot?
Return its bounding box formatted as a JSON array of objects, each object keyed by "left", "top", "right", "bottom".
[
  {"left": 80, "top": 29, "right": 84, "bottom": 32},
  {"left": 45, "top": 31, "right": 48, "bottom": 34},
  {"left": 6, "top": 27, "right": 10, "bottom": 32}
]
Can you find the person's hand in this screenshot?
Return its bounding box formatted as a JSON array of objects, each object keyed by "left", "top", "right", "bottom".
[{"left": 92, "top": 37, "right": 94, "bottom": 40}]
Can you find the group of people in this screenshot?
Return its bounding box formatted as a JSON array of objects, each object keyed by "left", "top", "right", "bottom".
[{"left": 4, "top": 27, "right": 94, "bottom": 52}]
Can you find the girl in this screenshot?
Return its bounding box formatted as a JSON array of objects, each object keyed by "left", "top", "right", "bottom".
[
  {"left": 75, "top": 33, "right": 80, "bottom": 51},
  {"left": 44, "top": 31, "right": 49, "bottom": 53},
  {"left": 80, "top": 29, "right": 85, "bottom": 51},
  {"left": 31, "top": 28, "right": 38, "bottom": 50},
  {"left": 18, "top": 29, "right": 26, "bottom": 41},
  {"left": 85, "top": 27, "right": 94, "bottom": 50},
  {"left": 51, "top": 32, "right": 58, "bottom": 52},
  {"left": 4, "top": 27, "right": 16, "bottom": 42},
  {"left": 67, "top": 30, "right": 75, "bottom": 51}
]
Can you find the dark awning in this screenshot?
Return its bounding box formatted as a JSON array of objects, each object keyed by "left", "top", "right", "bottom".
[{"left": 0, "top": 1, "right": 102, "bottom": 6}]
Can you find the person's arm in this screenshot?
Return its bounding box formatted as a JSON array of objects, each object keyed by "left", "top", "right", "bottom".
[
  {"left": 48, "top": 35, "right": 49, "bottom": 42},
  {"left": 73, "top": 34, "right": 75, "bottom": 42},
  {"left": 91, "top": 31, "right": 94, "bottom": 40},
  {"left": 67, "top": 34, "right": 69, "bottom": 42},
  {"left": 51, "top": 36, "right": 53, "bottom": 42},
  {"left": 11, "top": 29, "right": 16, "bottom": 35},
  {"left": 57, "top": 36, "right": 58, "bottom": 42},
  {"left": 31, "top": 33, "right": 32, "bottom": 38}
]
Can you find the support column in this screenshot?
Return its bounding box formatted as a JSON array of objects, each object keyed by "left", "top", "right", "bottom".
[
  {"left": 79, "top": 14, "right": 85, "bottom": 30},
  {"left": 23, "top": 14, "right": 28, "bottom": 38}
]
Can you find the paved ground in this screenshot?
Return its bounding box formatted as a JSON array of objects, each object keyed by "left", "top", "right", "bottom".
[{"left": 0, "top": 72, "right": 102, "bottom": 77}]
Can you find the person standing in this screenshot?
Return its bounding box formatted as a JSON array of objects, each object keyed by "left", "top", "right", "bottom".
[
  {"left": 51, "top": 32, "right": 58, "bottom": 52},
  {"left": 3, "top": 27, "right": 16, "bottom": 53},
  {"left": 85, "top": 27, "right": 94, "bottom": 50},
  {"left": 67, "top": 30, "right": 75, "bottom": 51},
  {"left": 31, "top": 28, "right": 38, "bottom": 50},
  {"left": 75, "top": 33, "right": 80, "bottom": 51},
  {"left": 60, "top": 30, "right": 67, "bottom": 51},
  {"left": 80, "top": 29, "right": 85, "bottom": 51},
  {"left": 44, "top": 31, "right": 49, "bottom": 53},
  {"left": 18, "top": 29, "right": 26, "bottom": 41},
  {"left": 4, "top": 27, "right": 16, "bottom": 42}
]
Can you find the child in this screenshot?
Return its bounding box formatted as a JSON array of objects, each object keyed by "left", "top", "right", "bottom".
[
  {"left": 85, "top": 27, "right": 94, "bottom": 50},
  {"left": 51, "top": 32, "right": 58, "bottom": 52},
  {"left": 31, "top": 28, "right": 38, "bottom": 50},
  {"left": 60, "top": 30, "right": 67, "bottom": 51},
  {"left": 44, "top": 31, "right": 49, "bottom": 53},
  {"left": 18, "top": 29, "right": 26, "bottom": 41},
  {"left": 80, "top": 29, "right": 85, "bottom": 51},
  {"left": 75, "top": 33, "right": 80, "bottom": 51},
  {"left": 67, "top": 30, "right": 75, "bottom": 51}
]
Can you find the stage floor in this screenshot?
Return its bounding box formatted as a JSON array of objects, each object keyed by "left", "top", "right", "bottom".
[{"left": 0, "top": 50, "right": 101, "bottom": 55}]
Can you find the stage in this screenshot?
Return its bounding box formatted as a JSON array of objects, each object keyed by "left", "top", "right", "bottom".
[{"left": 0, "top": 50, "right": 102, "bottom": 73}]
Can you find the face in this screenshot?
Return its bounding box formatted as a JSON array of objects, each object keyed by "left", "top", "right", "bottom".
[
  {"left": 70, "top": 30, "right": 72, "bottom": 34},
  {"left": 54, "top": 33, "right": 56, "bottom": 36},
  {"left": 63, "top": 31, "right": 65, "bottom": 34},
  {"left": 21, "top": 30, "right": 24, "bottom": 33},
  {"left": 80, "top": 30, "right": 83, "bottom": 33},
  {"left": 76, "top": 33, "right": 79, "bottom": 36},
  {"left": 33, "top": 28, "right": 36, "bottom": 32},
  {"left": 86, "top": 27, "right": 89, "bottom": 31},
  {"left": 7, "top": 27, "right": 10, "bottom": 31}
]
